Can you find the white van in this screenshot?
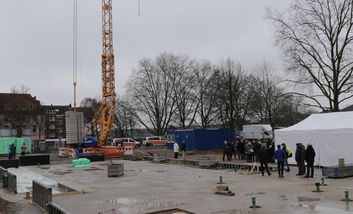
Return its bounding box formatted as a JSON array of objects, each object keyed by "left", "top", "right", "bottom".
[
  {"left": 142, "top": 136, "right": 167, "bottom": 146},
  {"left": 112, "top": 138, "right": 141, "bottom": 147}
]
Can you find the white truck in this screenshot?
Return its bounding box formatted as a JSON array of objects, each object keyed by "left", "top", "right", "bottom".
[{"left": 242, "top": 124, "right": 273, "bottom": 140}]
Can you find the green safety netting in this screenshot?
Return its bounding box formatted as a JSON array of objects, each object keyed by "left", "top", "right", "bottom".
[
  {"left": 72, "top": 158, "right": 91, "bottom": 168},
  {"left": 0, "top": 137, "right": 32, "bottom": 154}
]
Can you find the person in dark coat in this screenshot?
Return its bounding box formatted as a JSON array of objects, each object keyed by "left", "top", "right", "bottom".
[
  {"left": 295, "top": 143, "right": 302, "bottom": 175},
  {"left": 10, "top": 144, "right": 16, "bottom": 160},
  {"left": 180, "top": 140, "right": 186, "bottom": 159},
  {"left": 222, "top": 141, "right": 230, "bottom": 161},
  {"left": 253, "top": 140, "right": 261, "bottom": 162},
  {"left": 295, "top": 143, "right": 306, "bottom": 175},
  {"left": 237, "top": 140, "right": 245, "bottom": 160},
  {"left": 300, "top": 143, "right": 306, "bottom": 175},
  {"left": 229, "top": 141, "right": 235, "bottom": 160},
  {"left": 8, "top": 145, "right": 12, "bottom": 160},
  {"left": 274, "top": 144, "right": 286, "bottom": 178},
  {"left": 305, "top": 144, "right": 316, "bottom": 178},
  {"left": 259, "top": 144, "right": 271, "bottom": 176}
]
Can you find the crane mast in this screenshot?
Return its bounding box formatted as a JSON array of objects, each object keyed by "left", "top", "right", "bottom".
[{"left": 97, "top": 0, "right": 116, "bottom": 146}]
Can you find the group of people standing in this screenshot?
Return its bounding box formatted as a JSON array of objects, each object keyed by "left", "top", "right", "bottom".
[
  {"left": 8, "top": 143, "right": 27, "bottom": 160},
  {"left": 221, "top": 139, "right": 317, "bottom": 179},
  {"left": 274, "top": 143, "right": 316, "bottom": 178}
]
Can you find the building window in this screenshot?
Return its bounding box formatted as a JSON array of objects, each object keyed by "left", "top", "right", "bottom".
[
  {"left": 49, "top": 116, "right": 56, "bottom": 122},
  {"left": 4, "top": 104, "right": 11, "bottom": 110},
  {"left": 49, "top": 124, "right": 56, "bottom": 129},
  {"left": 29, "top": 104, "right": 33, "bottom": 110},
  {"left": 57, "top": 128, "right": 64, "bottom": 133},
  {"left": 57, "top": 120, "right": 63, "bottom": 125},
  {"left": 49, "top": 132, "right": 56, "bottom": 138},
  {"left": 33, "top": 126, "right": 37, "bottom": 132}
]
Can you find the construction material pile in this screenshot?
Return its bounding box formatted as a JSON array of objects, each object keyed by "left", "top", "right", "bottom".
[{"left": 72, "top": 158, "right": 91, "bottom": 168}]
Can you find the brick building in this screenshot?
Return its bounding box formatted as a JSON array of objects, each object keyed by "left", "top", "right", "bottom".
[{"left": 0, "top": 93, "right": 42, "bottom": 138}]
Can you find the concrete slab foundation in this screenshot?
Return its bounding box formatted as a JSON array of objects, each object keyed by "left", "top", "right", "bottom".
[{"left": 1, "top": 160, "right": 353, "bottom": 213}]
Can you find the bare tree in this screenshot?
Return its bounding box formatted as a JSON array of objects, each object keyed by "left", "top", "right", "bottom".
[
  {"left": 193, "top": 60, "right": 220, "bottom": 128},
  {"left": 128, "top": 53, "right": 181, "bottom": 135},
  {"left": 248, "top": 62, "right": 311, "bottom": 127},
  {"left": 11, "top": 84, "right": 30, "bottom": 94},
  {"left": 248, "top": 63, "right": 290, "bottom": 127},
  {"left": 113, "top": 98, "right": 137, "bottom": 138},
  {"left": 217, "top": 59, "right": 250, "bottom": 134},
  {"left": 267, "top": 0, "right": 353, "bottom": 112},
  {"left": 80, "top": 97, "right": 101, "bottom": 137},
  {"left": 171, "top": 57, "right": 199, "bottom": 129}
]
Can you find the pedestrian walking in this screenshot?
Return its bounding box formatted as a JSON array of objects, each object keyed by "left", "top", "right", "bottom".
[
  {"left": 173, "top": 142, "right": 179, "bottom": 159},
  {"left": 305, "top": 144, "right": 316, "bottom": 178},
  {"left": 21, "top": 143, "right": 27, "bottom": 156},
  {"left": 259, "top": 145, "right": 271, "bottom": 176},
  {"left": 274, "top": 144, "right": 286, "bottom": 178}
]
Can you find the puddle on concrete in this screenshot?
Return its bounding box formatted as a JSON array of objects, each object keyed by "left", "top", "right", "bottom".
[
  {"left": 155, "top": 170, "right": 167, "bottom": 173},
  {"left": 147, "top": 201, "right": 185, "bottom": 210},
  {"left": 297, "top": 196, "right": 320, "bottom": 202},
  {"left": 101, "top": 197, "right": 185, "bottom": 212},
  {"left": 105, "top": 198, "right": 145, "bottom": 205},
  {"left": 83, "top": 167, "right": 103, "bottom": 171},
  {"left": 39, "top": 166, "right": 50, "bottom": 169},
  {"left": 0, "top": 197, "right": 20, "bottom": 214},
  {"left": 297, "top": 204, "right": 352, "bottom": 214},
  {"left": 211, "top": 209, "right": 251, "bottom": 214},
  {"left": 50, "top": 170, "right": 73, "bottom": 175},
  {"left": 244, "top": 192, "right": 266, "bottom": 196}
]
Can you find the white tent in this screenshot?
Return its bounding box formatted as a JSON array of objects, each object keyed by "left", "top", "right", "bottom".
[{"left": 275, "top": 111, "right": 353, "bottom": 166}]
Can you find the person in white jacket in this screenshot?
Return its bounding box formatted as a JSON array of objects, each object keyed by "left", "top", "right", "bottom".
[{"left": 173, "top": 142, "right": 179, "bottom": 159}]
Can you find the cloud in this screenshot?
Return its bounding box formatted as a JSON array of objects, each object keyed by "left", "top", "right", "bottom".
[{"left": 0, "top": 0, "right": 291, "bottom": 105}]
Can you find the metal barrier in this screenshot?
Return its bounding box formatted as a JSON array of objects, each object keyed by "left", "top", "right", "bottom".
[
  {"left": 7, "top": 171, "right": 17, "bottom": 193},
  {"left": 48, "top": 202, "right": 70, "bottom": 214},
  {"left": 32, "top": 180, "right": 52, "bottom": 212},
  {"left": 0, "top": 166, "right": 7, "bottom": 188}
]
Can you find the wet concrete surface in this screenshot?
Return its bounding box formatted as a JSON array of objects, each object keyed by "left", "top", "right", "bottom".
[
  {"left": 0, "top": 197, "right": 18, "bottom": 214},
  {"left": 2, "top": 160, "right": 353, "bottom": 214}
]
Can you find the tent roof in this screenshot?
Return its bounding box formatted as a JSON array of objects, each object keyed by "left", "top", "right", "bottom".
[{"left": 276, "top": 111, "right": 353, "bottom": 132}]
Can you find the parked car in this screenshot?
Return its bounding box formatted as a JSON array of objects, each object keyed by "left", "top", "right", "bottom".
[
  {"left": 112, "top": 138, "right": 141, "bottom": 147},
  {"left": 142, "top": 136, "right": 167, "bottom": 146}
]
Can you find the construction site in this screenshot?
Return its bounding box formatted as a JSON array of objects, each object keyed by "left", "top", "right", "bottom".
[{"left": 2, "top": 0, "right": 353, "bottom": 214}]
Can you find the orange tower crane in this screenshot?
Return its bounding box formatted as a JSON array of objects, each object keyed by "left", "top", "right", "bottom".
[{"left": 95, "top": 0, "right": 116, "bottom": 146}]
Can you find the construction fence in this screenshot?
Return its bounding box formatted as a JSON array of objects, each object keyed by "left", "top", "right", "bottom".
[{"left": 32, "top": 180, "right": 53, "bottom": 212}]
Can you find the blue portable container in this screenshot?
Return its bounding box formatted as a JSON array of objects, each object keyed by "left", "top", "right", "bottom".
[
  {"left": 166, "top": 128, "right": 231, "bottom": 151},
  {"left": 82, "top": 136, "right": 98, "bottom": 147}
]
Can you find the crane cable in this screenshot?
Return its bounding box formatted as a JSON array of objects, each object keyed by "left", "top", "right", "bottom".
[
  {"left": 73, "top": 0, "right": 78, "bottom": 111},
  {"left": 138, "top": 0, "right": 141, "bottom": 16}
]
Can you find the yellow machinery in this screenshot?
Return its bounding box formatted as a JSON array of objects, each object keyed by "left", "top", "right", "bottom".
[{"left": 94, "top": 0, "right": 116, "bottom": 147}]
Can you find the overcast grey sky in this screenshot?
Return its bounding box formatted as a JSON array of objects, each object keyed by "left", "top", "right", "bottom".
[{"left": 0, "top": 0, "right": 291, "bottom": 105}]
